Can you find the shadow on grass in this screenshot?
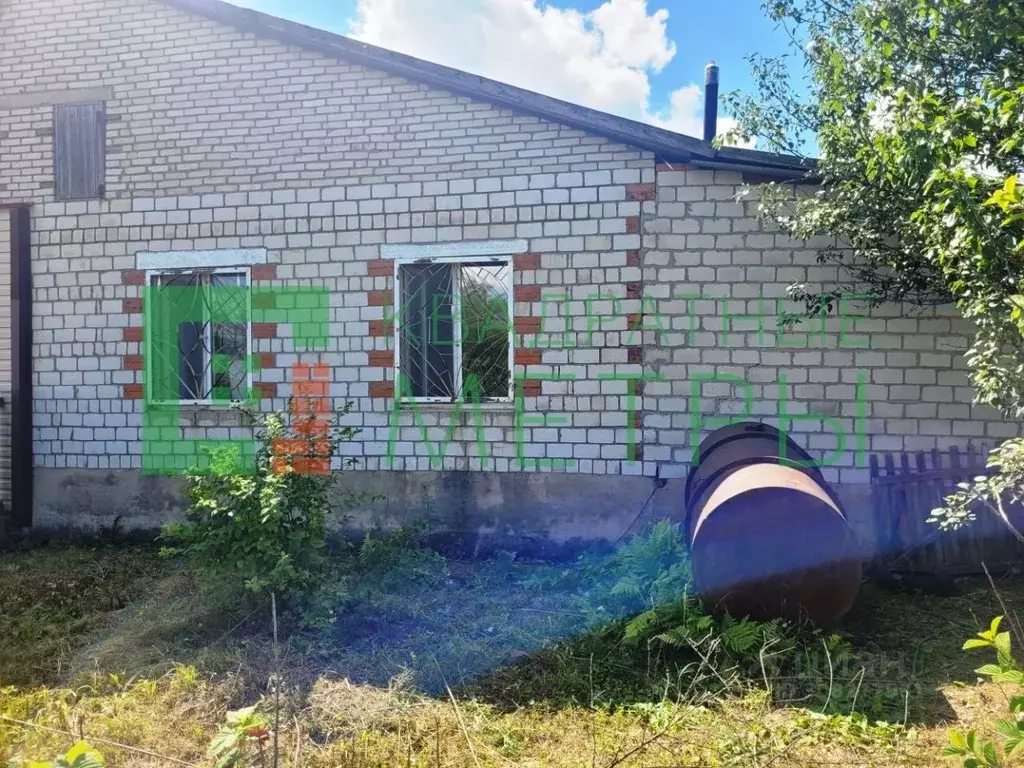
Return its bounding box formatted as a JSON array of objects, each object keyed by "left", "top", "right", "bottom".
[
  {"left": 0, "top": 541, "right": 167, "bottom": 686},
  {"left": 5, "top": 540, "right": 1022, "bottom": 733},
  {"left": 302, "top": 560, "right": 1024, "bottom": 729},
  {"left": 834, "top": 576, "right": 1024, "bottom": 726}
]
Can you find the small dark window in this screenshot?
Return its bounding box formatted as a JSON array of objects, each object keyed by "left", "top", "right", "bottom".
[{"left": 53, "top": 101, "right": 106, "bottom": 201}]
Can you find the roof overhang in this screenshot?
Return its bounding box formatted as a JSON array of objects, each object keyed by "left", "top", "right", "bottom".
[{"left": 161, "top": 0, "right": 816, "bottom": 178}]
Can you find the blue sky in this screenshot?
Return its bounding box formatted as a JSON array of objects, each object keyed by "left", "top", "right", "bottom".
[{"left": 223, "top": 0, "right": 798, "bottom": 144}]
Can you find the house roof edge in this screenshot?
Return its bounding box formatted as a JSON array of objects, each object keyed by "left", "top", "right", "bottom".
[{"left": 160, "top": 0, "right": 815, "bottom": 174}]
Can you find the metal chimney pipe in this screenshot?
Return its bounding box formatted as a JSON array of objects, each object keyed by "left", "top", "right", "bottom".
[{"left": 703, "top": 61, "right": 720, "bottom": 143}]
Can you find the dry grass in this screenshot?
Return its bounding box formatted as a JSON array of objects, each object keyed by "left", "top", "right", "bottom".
[{"left": 1, "top": 541, "right": 1022, "bottom": 767}]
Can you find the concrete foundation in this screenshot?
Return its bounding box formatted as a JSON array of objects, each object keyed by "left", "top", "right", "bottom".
[{"left": 32, "top": 468, "right": 879, "bottom": 559}]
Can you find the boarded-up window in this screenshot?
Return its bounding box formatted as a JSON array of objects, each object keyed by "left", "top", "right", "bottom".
[{"left": 53, "top": 101, "right": 106, "bottom": 201}]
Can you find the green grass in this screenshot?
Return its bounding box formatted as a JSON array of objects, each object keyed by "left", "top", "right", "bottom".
[
  {"left": 0, "top": 543, "right": 165, "bottom": 686},
  {"left": 1, "top": 541, "right": 1022, "bottom": 767}
]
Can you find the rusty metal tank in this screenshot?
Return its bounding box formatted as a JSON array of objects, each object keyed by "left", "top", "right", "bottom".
[{"left": 684, "top": 422, "right": 861, "bottom": 624}]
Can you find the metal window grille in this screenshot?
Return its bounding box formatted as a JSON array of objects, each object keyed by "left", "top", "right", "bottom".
[
  {"left": 397, "top": 259, "right": 512, "bottom": 401},
  {"left": 147, "top": 270, "right": 250, "bottom": 403}
]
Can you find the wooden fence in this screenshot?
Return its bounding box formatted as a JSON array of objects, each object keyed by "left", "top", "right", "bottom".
[{"left": 869, "top": 445, "right": 1024, "bottom": 576}]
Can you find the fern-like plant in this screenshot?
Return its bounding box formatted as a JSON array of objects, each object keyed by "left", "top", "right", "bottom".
[
  {"left": 573, "top": 520, "right": 691, "bottom": 618},
  {"left": 624, "top": 596, "right": 789, "bottom": 660}
]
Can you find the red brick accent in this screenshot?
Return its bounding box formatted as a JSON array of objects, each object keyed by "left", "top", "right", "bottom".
[
  {"left": 123, "top": 355, "right": 143, "bottom": 371},
  {"left": 367, "top": 259, "right": 393, "bottom": 277},
  {"left": 123, "top": 384, "right": 143, "bottom": 400},
  {"left": 627, "top": 313, "right": 644, "bottom": 331},
  {"left": 123, "top": 327, "right": 144, "bottom": 343},
  {"left": 633, "top": 410, "right": 644, "bottom": 430},
  {"left": 257, "top": 353, "right": 276, "bottom": 371},
  {"left": 514, "top": 284, "right": 541, "bottom": 303},
  {"left": 627, "top": 347, "right": 642, "bottom": 364},
  {"left": 121, "top": 270, "right": 145, "bottom": 286},
  {"left": 251, "top": 264, "right": 277, "bottom": 281},
  {"left": 368, "top": 290, "right": 393, "bottom": 307},
  {"left": 514, "top": 316, "right": 541, "bottom": 334},
  {"left": 515, "top": 348, "right": 542, "bottom": 366},
  {"left": 122, "top": 297, "right": 143, "bottom": 314},
  {"left": 632, "top": 444, "right": 645, "bottom": 462},
  {"left": 514, "top": 252, "right": 542, "bottom": 270},
  {"left": 626, "top": 250, "right": 641, "bottom": 267},
  {"left": 368, "top": 350, "right": 395, "bottom": 367},
  {"left": 625, "top": 216, "right": 641, "bottom": 235},
  {"left": 370, "top": 381, "right": 395, "bottom": 399},
  {"left": 521, "top": 380, "right": 542, "bottom": 397},
  {"left": 252, "top": 323, "right": 278, "bottom": 339},
  {"left": 626, "top": 183, "right": 656, "bottom": 202},
  {"left": 656, "top": 162, "right": 696, "bottom": 172},
  {"left": 255, "top": 383, "right": 277, "bottom": 399},
  {"left": 369, "top": 320, "right": 392, "bottom": 337},
  {"left": 625, "top": 282, "right": 642, "bottom": 300},
  {"left": 635, "top": 379, "right": 646, "bottom": 396}
]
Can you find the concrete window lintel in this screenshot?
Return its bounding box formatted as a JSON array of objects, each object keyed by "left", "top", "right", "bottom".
[
  {"left": 399, "top": 401, "right": 515, "bottom": 413},
  {"left": 136, "top": 248, "right": 268, "bottom": 271},
  {"left": 381, "top": 239, "right": 528, "bottom": 261}
]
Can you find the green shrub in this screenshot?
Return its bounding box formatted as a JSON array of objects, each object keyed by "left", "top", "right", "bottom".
[
  {"left": 7, "top": 741, "right": 104, "bottom": 768},
  {"left": 162, "top": 402, "right": 360, "bottom": 603},
  {"left": 355, "top": 522, "right": 447, "bottom": 593},
  {"left": 943, "top": 616, "right": 1024, "bottom": 767},
  {"left": 207, "top": 705, "right": 271, "bottom": 768}
]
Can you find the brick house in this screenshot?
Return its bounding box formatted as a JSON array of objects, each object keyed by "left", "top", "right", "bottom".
[{"left": 0, "top": 0, "right": 1016, "bottom": 549}]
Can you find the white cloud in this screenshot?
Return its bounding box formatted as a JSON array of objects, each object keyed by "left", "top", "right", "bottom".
[
  {"left": 643, "top": 84, "right": 750, "bottom": 146},
  {"left": 645, "top": 83, "right": 704, "bottom": 136},
  {"left": 349, "top": 0, "right": 747, "bottom": 145}
]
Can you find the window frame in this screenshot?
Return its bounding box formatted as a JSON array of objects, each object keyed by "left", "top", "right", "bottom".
[
  {"left": 393, "top": 253, "right": 515, "bottom": 405},
  {"left": 144, "top": 266, "right": 253, "bottom": 407}
]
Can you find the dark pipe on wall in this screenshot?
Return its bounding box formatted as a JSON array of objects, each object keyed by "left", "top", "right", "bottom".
[
  {"left": 10, "top": 204, "right": 32, "bottom": 530},
  {"left": 703, "top": 61, "right": 720, "bottom": 143}
]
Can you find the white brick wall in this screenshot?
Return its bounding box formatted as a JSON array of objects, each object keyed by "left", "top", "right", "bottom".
[
  {"left": 644, "top": 166, "right": 1018, "bottom": 484},
  {"left": 0, "top": 0, "right": 1018, "bottom": 494},
  {"left": 1, "top": 0, "right": 655, "bottom": 477}
]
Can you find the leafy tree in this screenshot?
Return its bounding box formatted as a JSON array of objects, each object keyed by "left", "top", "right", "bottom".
[{"left": 726, "top": 0, "right": 1024, "bottom": 532}]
